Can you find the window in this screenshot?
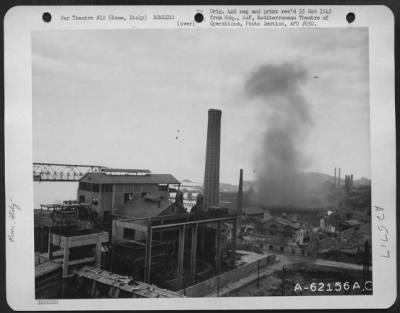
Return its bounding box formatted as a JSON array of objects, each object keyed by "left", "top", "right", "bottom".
[
  {"left": 270, "top": 224, "right": 277, "bottom": 236},
  {"left": 103, "top": 211, "right": 111, "bottom": 223},
  {"left": 79, "top": 195, "right": 86, "bottom": 203},
  {"left": 101, "top": 184, "right": 113, "bottom": 192},
  {"left": 124, "top": 184, "right": 133, "bottom": 193},
  {"left": 79, "top": 182, "right": 92, "bottom": 192},
  {"left": 115, "top": 185, "right": 123, "bottom": 192},
  {"left": 158, "top": 184, "right": 168, "bottom": 191},
  {"left": 142, "top": 184, "right": 156, "bottom": 192},
  {"left": 124, "top": 193, "right": 133, "bottom": 203},
  {"left": 133, "top": 184, "right": 141, "bottom": 192},
  {"left": 92, "top": 184, "right": 100, "bottom": 193},
  {"left": 123, "top": 228, "right": 135, "bottom": 240},
  {"left": 92, "top": 197, "right": 99, "bottom": 205}
]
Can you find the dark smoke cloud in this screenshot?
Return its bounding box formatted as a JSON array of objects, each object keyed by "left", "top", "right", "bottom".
[{"left": 245, "top": 63, "right": 313, "bottom": 206}]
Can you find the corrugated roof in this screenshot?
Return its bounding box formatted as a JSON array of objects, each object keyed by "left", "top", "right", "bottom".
[
  {"left": 101, "top": 168, "right": 151, "bottom": 174},
  {"left": 80, "top": 173, "right": 180, "bottom": 185}
]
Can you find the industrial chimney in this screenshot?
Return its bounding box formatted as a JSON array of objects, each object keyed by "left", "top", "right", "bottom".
[
  {"left": 334, "top": 167, "right": 337, "bottom": 187},
  {"left": 338, "top": 168, "right": 341, "bottom": 186},
  {"left": 237, "top": 169, "right": 243, "bottom": 216},
  {"left": 203, "top": 109, "right": 222, "bottom": 210},
  {"left": 237, "top": 169, "right": 243, "bottom": 233}
]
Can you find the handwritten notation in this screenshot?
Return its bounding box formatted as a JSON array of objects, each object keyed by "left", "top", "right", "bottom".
[
  {"left": 374, "top": 206, "right": 390, "bottom": 258},
  {"left": 7, "top": 199, "right": 22, "bottom": 243}
]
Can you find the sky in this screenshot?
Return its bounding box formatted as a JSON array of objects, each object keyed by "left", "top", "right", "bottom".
[{"left": 32, "top": 27, "right": 370, "bottom": 187}]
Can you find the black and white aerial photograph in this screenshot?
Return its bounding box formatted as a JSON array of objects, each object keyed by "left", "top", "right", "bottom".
[{"left": 32, "top": 27, "right": 372, "bottom": 299}]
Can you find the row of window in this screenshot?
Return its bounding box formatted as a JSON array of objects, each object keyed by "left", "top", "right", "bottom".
[
  {"left": 79, "top": 183, "right": 114, "bottom": 192},
  {"left": 79, "top": 182, "right": 100, "bottom": 192},
  {"left": 79, "top": 183, "right": 170, "bottom": 193},
  {"left": 102, "top": 184, "right": 113, "bottom": 192}
]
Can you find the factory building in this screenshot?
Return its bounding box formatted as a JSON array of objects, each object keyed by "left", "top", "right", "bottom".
[
  {"left": 35, "top": 108, "right": 246, "bottom": 298},
  {"left": 111, "top": 210, "right": 237, "bottom": 291},
  {"left": 109, "top": 108, "right": 238, "bottom": 291},
  {"left": 77, "top": 169, "right": 181, "bottom": 218}
]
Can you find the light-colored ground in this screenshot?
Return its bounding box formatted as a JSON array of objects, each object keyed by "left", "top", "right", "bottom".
[
  {"left": 206, "top": 252, "right": 365, "bottom": 297},
  {"left": 236, "top": 250, "right": 268, "bottom": 264},
  {"left": 314, "top": 259, "right": 364, "bottom": 270},
  {"left": 206, "top": 253, "right": 292, "bottom": 297}
]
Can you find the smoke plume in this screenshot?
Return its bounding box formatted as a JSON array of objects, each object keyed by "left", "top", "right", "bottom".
[{"left": 245, "top": 63, "right": 313, "bottom": 206}]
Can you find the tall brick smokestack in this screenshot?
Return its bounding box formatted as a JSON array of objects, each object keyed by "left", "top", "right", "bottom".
[
  {"left": 237, "top": 169, "right": 243, "bottom": 215},
  {"left": 203, "top": 109, "right": 222, "bottom": 210},
  {"left": 338, "top": 168, "right": 341, "bottom": 186},
  {"left": 237, "top": 169, "right": 243, "bottom": 233},
  {"left": 334, "top": 167, "right": 337, "bottom": 186}
]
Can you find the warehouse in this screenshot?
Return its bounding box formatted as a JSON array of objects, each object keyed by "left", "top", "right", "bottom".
[{"left": 77, "top": 169, "right": 181, "bottom": 218}]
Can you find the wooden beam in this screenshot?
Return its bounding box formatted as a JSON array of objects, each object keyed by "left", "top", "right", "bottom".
[
  {"left": 48, "top": 229, "right": 53, "bottom": 260},
  {"left": 190, "top": 223, "right": 198, "bottom": 284},
  {"left": 177, "top": 224, "right": 186, "bottom": 290},
  {"left": 68, "top": 256, "right": 96, "bottom": 266},
  {"left": 49, "top": 232, "right": 109, "bottom": 248},
  {"left": 215, "top": 220, "right": 222, "bottom": 273},
  {"left": 62, "top": 237, "right": 70, "bottom": 278},
  {"left": 151, "top": 216, "right": 237, "bottom": 230},
  {"left": 117, "top": 220, "right": 148, "bottom": 232},
  {"left": 96, "top": 236, "right": 102, "bottom": 268},
  {"left": 39, "top": 225, "right": 43, "bottom": 253},
  {"left": 144, "top": 223, "right": 152, "bottom": 283},
  {"left": 200, "top": 226, "right": 205, "bottom": 257},
  {"left": 231, "top": 219, "right": 237, "bottom": 267}
]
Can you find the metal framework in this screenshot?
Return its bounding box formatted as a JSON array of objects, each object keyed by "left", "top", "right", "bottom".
[
  {"left": 143, "top": 215, "right": 238, "bottom": 290},
  {"left": 33, "top": 162, "right": 105, "bottom": 182}
]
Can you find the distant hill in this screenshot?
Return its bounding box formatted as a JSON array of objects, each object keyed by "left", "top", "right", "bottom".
[
  {"left": 179, "top": 179, "right": 239, "bottom": 193},
  {"left": 250, "top": 172, "right": 335, "bottom": 208},
  {"left": 179, "top": 172, "right": 370, "bottom": 200},
  {"left": 355, "top": 177, "right": 371, "bottom": 186},
  {"left": 301, "top": 172, "right": 333, "bottom": 189}
]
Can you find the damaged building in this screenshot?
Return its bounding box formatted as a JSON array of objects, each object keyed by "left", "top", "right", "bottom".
[{"left": 34, "top": 108, "right": 247, "bottom": 298}]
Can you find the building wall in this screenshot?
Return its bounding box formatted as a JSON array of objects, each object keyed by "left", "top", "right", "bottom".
[
  {"left": 78, "top": 182, "right": 169, "bottom": 215},
  {"left": 113, "top": 183, "right": 161, "bottom": 210},
  {"left": 78, "top": 190, "right": 101, "bottom": 214},
  {"left": 100, "top": 191, "right": 113, "bottom": 212},
  {"left": 112, "top": 219, "right": 147, "bottom": 242},
  {"left": 78, "top": 182, "right": 169, "bottom": 216}
]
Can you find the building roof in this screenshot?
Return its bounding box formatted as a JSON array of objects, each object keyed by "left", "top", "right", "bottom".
[
  {"left": 266, "top": 217, "right": 301, "bottom": 229},
  {"left": 242, "top": 206, "right": 267, "bottom": 215},
  {"left": 113, "top": 195, "right": 186, "bottom": 218},
  {"left": 80, "top": 173, "right": 180, "bottom": 185},
  {"left": 341, "top": 219, "right": 362, "bottom": 226},
  {"left": 114, "top": 197, "right": 171, "bottom": 218},
  {"left": 101, "top": 168, "right": 151, "bottom": 174}
]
